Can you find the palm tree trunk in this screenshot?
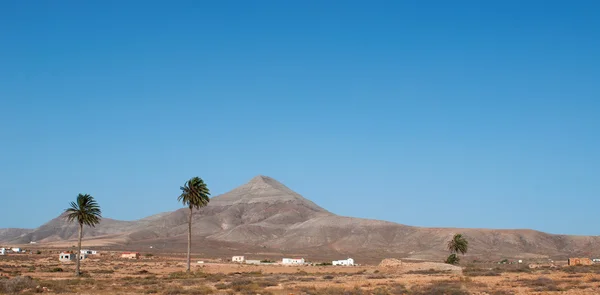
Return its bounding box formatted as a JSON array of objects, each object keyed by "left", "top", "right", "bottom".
[
  {"left": 187, "top": 206, "right": 192, "bottom": 273},
  {"left": 76, "top": 223, "right": 82, "bottom": 276}
]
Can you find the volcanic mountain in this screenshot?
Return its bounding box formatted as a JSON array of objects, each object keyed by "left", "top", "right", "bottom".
[{"left": 2, "top": 175, "right": 600, "bottom": 262}]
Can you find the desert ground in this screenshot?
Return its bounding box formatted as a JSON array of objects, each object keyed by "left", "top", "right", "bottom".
[{"left": 1, "top": 250, "right": 600, "bottom": 294}]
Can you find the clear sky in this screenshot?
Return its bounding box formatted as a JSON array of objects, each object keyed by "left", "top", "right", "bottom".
[{"left": 1, "top": 1, "right": 598, "bottom": 235}]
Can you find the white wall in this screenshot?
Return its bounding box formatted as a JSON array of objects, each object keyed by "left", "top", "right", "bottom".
[
  {"left": 59, "top": 254, "right": 75, "bottom": 261},
  {"left": 282, "top": 258, "right": 305, "bottom": 265},
  {"left": 332, "top": 258, "right": 354, "bottom": 266}
]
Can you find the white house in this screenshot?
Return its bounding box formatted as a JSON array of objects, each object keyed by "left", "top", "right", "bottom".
[
  {"left": 282, "top": 258, "right": 305, "bottom": 265},
  {"left": 59, "top": 252, "right": 76, "bottom": 262},
  {"left": 232, "top": 256, "right": 245, "bottom": 263},
  {"left": 11, "top": 248, "right": 21, "bottom": 253},
  {"left": 332, "top": 258, "right": 355, "bottom": 266},
  {"left": 0, "top": 248, "right": 6, "bottom": 255},
  {"left": 59, "top": 252, "right": 86, "bottom": 262},
  {"left": 81, "top": 250, "right": 98, "bottom": 255}
]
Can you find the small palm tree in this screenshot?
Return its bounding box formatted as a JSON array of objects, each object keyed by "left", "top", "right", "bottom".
[
  {"left": 446, "top": 233, "right": 468, "bottom": 265},
  {"left": 178, "top": 177, "right": 210, "bottom": 273},
  {"left": 65, "top": 194, "right": 102, "bottom": 276}
]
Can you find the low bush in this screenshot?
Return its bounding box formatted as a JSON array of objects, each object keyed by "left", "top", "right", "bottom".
[
  {"left": 411, "top": 280, "right": 468, "bottom": 295},
  {"left": 162, "top": 285, "right": 214, "bottom": 294},
  {"left": 389, "top": 283, "right": 409, "bottom": 295},
  {"left": 0, "top": 276, "right": 37, "bottom": 294},
  {"left": 563, "top": 265, "right": 600, "bottom": 274},
  {"left": 463, "top": 267, "right": 502, "bottom": 277},
  {"left": 518, "top": 276, "right": 562, "bottom": 292},
  {"left": 366, "top": 274, "right": 387, "bottom": 279},
  {"left": 90, "top": 269, "right": 114, "bottom": 274},
  {"left": 257, "top": 278, "right": 279, "bottom": 287},
  {"left": 407, "top": 268, "right": 451, "bottom": 275}
]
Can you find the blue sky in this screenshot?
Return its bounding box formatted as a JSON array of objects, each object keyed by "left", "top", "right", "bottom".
[{"left": 1, "top": 1, "right": 598, "bottom": 235}]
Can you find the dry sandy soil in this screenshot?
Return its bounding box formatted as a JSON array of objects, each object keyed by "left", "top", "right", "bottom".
[{"left": 1, "top": 250, "right": 600, "bottom": 294}]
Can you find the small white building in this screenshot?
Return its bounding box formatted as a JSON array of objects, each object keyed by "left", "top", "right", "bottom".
[
  {"left": 232, "top": 256, "right": 245, "bottom": 263},
  {"left": 59, "top": 252, "right": 76, "bottom": 262},
  {"left": 11, "top": 248, "right": 21, "bottom": 253},
  {"left": 81, "top": 250, "right": 98, "bottom": 255},
  {"left": 332, "top": 258, "right": 355, "bottom": 266},
  {"left": 593, "top": 258, "right": 600, "bottom": 263},
  {"left": 0, "top": 248, "right": 6, "bottom": 255},
  {"left": 282, "top": 258, "right": 305, "bottom": 265}
]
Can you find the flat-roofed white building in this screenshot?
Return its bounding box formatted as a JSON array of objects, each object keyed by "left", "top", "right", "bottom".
[
  {"left": 232, "top": 256, "right": 245, "bottom": 263},
  {"left": 282, "top": 258, "right": 305, "bottom": 265},
  {"left": 332, "top": 258, "right": 355, "bottom": 266},
  {"left": 59, "top": 252, "right": 86, "bottom": 262}
]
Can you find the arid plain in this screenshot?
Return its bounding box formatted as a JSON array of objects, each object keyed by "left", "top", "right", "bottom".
[{"left": 2, "top": 250, "right": 600, "bottom": 294}]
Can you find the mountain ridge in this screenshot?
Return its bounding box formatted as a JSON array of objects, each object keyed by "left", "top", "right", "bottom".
[{"left": 1, "top": 175, "right": 599, "bottom": 262}]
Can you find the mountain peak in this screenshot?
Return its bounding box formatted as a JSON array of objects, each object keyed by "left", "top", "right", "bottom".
[
  {"left": 248, "top": 175, "right": 274, "bottom": 184},
  {"left": 210, "top": 175, "right": 328, "bottom": 212},
  {"left": 246, "top": 175, "right": 290, "bottom": 191}
]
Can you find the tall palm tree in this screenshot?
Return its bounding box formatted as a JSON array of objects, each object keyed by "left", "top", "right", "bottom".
[
  {"left": 178, "top": 177, "right": 210, "bottom": 273},
  {"left": 447, "top": 233, "right": 469, "bottom": 255},
  {"left": 65, "top": 194, "right": 102, "bottom": 276}
]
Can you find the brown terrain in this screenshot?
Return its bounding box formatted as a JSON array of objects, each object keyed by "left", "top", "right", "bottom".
[
  {"left": 2, "top": 175, "right": 600, "bottom": 263},
  {"left": 2, "top": 251, "right": 600, "bottom": 294}
]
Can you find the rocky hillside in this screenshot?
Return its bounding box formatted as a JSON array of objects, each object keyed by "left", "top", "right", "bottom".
[{"left": 2, "top": 175, "right": 599, "bottom": 261}]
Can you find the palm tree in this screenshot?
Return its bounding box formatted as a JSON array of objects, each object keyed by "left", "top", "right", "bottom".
[
  {"left": 178, "top": 177, "right": 210, "bottom": 273},
  {"left": 65, "top": 194, "right": 102, "bottom": 276},
  {"left": 446, "top": 233, "right": 468, "bottom": 265},
  {"left": 447, "top": 233, "right": 469, "bottom": 255}
]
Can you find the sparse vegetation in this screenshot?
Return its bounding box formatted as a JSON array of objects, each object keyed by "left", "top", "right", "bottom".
[
  {"left": 463, "top": 267, "right": 502, "bottom": 276},
  {"left": 0, "top": 276, "right": 37, "bottom": 294},
  {"left": 562, "top": 264, "right": 600, "bottom": 274},
  {"left": 407, "top": 268, "right": 451, "bottom": 275},
  {"left": 411, "top": 280, "right": 469, "bottom": 295},
  {"left": 518, "top": 276, "right": 562, "bottom": 292},
  {"left": 1, "top": 251, "right": 600, "bottom": 295},
  {"left": 316, "top": 262, "right": 333, "bottom": 266}
]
